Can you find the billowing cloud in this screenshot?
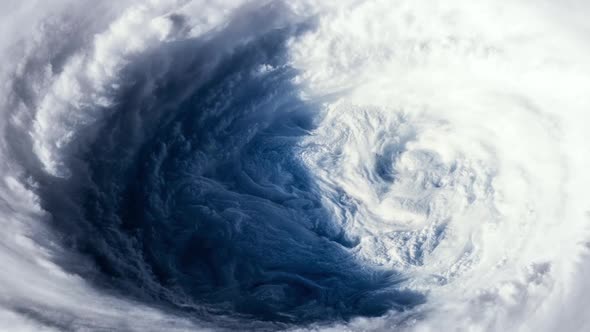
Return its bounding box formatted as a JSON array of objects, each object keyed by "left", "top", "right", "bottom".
[{"left": 0, "top": 1, "right": 589, "bottom": 331}]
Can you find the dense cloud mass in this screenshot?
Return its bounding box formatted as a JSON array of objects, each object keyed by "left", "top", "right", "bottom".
[{"left": 0, "top": 1, "right": 589, "bottom": 331}]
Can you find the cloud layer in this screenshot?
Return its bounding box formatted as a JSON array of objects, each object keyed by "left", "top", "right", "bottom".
[{"left": 0, "top": 1, "right": 589, "bottom": 331}]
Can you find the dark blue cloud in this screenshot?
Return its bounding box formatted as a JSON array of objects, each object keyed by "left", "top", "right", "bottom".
[{"left": 34, "top": 15, "right": 424, "bottom": 327}]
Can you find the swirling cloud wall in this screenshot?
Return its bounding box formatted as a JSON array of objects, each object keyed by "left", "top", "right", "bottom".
[{"left": 0, "top": 1, "right": 589, "bottom": 331}]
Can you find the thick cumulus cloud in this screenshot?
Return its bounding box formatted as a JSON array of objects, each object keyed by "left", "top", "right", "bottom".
[{"left": 0, "top": 0, "right": 589, "bottom": 331}]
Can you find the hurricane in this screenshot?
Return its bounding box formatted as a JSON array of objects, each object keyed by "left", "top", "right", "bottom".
[{"left": 0, "top": 1, "right": 589, "bottom": 331}]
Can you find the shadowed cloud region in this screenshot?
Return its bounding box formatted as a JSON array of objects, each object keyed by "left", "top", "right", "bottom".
[{"left": 37, "top": 22, "right": 424, "bottom": 325}]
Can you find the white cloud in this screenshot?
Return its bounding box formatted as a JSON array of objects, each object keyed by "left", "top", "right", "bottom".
[{"left": 0, "top": 0, "right": 589, "bottom": 331}]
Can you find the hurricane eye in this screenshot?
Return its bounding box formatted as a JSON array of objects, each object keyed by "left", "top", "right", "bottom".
[{"left": 1, "top": 1, "right": 588, "bottom": 331}]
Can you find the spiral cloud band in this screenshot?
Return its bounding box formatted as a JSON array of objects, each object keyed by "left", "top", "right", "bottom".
[{"left": 0, "top": 1, "right": 589, "bottom": 331}]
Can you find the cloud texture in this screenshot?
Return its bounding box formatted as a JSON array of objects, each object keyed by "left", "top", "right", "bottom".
[{"left": 0, "top": 1, "right": 589, "bottom": 331}]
